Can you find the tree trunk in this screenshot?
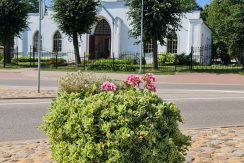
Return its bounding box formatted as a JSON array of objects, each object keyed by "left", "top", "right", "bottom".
[
  {"left": 152, "top": 38, "right": 158, "bottom": 70},
  {"left": 4, "top": 39, "right": 14, "bottom": 64},
  {"left": 72, "top": 32, "right": 81, "bottom": 65}
]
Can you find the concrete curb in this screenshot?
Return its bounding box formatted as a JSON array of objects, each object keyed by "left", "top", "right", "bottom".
[
  {"left": 0, "top": 96, "right": 55, "bottom": 100},
  {"left": 183, "top": 124, "right": 244, "bottom": 130}
]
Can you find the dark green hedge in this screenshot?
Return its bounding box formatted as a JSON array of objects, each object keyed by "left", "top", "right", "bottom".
[
  {"left": 11, "top": 57, "right": 66, "bottom": 65},
  {"left": 87, "top": 59, "right": 136, "bottom": 71}
]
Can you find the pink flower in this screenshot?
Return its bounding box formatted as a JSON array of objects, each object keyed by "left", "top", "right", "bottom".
[
  {"left": 142, "top": 73, "right": 156, "bottom": 83},
  {"left": 125, "top": 75, "right": 141, "bottom": 87},
  {"left": 100, "top": 82, "right": 116, "bottom": 92},
  {"left": 148, "top": 73, "right": 156, "bottom": 82},
  {"left": 145, "top": 83, "right": 156, "bottom": 92}
]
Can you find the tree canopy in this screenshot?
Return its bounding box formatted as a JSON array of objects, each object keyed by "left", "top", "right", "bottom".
[
  {"left": 25, "top": 0, "right": 39, "bottom": 13},
  {"left": 126, "top": 0, "right": 197, "bottom": 69},
  {"left": 0, "top": 0, "right": 28, "bottom": 62},
  {"left": 202, "top": 0, "right": 244, "bottom": 62},
  {"left": 52, "top": 0, "right": 100, "bottom": 64}
]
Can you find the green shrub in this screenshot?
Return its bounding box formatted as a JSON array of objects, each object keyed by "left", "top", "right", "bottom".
[
  {"left": 11, "top": 57, "right": 66, "bottom": 65},
  {"left": 175, "top": 53, "right": 191, "bottom": 65},
  {"left": 87, "top": 59, "right": 136, "bottom": 71},
  {"left": 120, "top": 54, "right": 139, "bottom": 64},
  {"left": 0, "top": 53, "right": 3, "bottom": 63},
  {"left": 42, "top": 89, "right": 190, "bottom": 163},
  {"left": 158, "top": 53, "right": 175, "bottom": 65}
]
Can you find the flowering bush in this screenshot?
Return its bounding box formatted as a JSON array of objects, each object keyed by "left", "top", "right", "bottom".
[
  {"left": 100, "top": 81, "right": 117, "bottom": 92},
  {"left": 142, "top": 73, "right": 156, "bottom": 83},
  {"left": 58, "top": 71, "right": 123, "bottom": 97},
  {"left": 124, "top": 74, "right": 157, "bottom": 92},
  {"left": 125, "top": 75, "right": 141, "bottom": 87},
  {"left": 145, "top": 82, "right": 156, "bottom": 92},
  {"left": 42, "top": 72, "right": 190, "bottom": 162}
]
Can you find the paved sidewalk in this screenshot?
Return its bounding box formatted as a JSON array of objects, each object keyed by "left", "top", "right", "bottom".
[
  {"left": 0, "top": 126, "right": 243, "bottom": 163},
  {"left": 0, "top": 88, "right": 56, "bottom": 99},
  {"left": 1, "top": 69, "right": 244, "bottom": 85}
]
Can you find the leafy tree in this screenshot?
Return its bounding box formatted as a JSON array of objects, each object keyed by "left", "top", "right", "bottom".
[
  {"left": 126, "top": 0, "right": 197, "bottom": 69},
  {"left": 181, "top": 0, "right": 198, "bottom": 11},
  {"left": 202, "top": 0, "right": 244, "bottom": 62},
  {"left": 52, "top": 0, "right": 100, "bottom": 64},
  {"left": 23, "top": 0, "right": 39, "bottom": 13},
  {"left": 25, "top": 0, "right": 49, "bottom": 13},
  {"left": 0, "top": 0, "right": 28, "bottom": 63}
]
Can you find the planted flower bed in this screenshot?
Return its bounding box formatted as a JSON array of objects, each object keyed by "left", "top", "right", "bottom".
[{"left": 41, "top": 72, "right": 190, "bottom": 162}]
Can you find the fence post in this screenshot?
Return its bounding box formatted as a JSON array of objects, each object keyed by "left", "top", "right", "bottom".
[
  {"left": 112, "top": 52, "right": 115, "bottom": 71},
  {"left": 190, "top": 46, "right": 193, "bottom": 70},
  {"left": 29, "top": 46, "right": 32, "bottom": 67},
  {"left": 143, "top": 52, "right": 145, "bottom": 73},
  {"left": 3, "top": 46, "right": 6, "bottom": 68},
  {"left": 174, "top": 53, "right": 177, "bottom": 71},
  {"left": 83, "top": 52, "right": 86, "bottom": 70},
  {"left": 55, "top": 53, "right": 58, "bottom": 69},
  {"left": 242, "top": 51, "right": 244, "bottom": 69},
  {"left": 16, "top": 46, "right": 19, "bottom": 65},
  {"left": 33, "top": 47, "right": 35, "bottom": 66}
]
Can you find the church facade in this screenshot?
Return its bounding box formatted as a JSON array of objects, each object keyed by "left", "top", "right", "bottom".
[{"left": 15, "top": 0, "right": 212, "bottom": 63}]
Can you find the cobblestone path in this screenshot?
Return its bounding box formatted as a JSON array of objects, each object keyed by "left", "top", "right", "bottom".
[{"left": 0, "top": 126, "right": 244, "bottom": 163}]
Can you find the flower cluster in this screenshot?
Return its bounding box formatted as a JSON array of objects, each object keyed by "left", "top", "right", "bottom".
[
  {"left": 125, "top": 75, "right": 141, "bottom": 87},
  {"left": 141, "top": 73, "right": 156, "bottom": 92},
  {"left": 100, "top": 74, "right": 156, "bottom": 92},
  {"left": 100, "top": 82, "right": 117, "bottom": 92},
  {"left": 141, "top": 73, "right": 156, "bottom": 83},
  {"left": 124, "top": 73, "right": 156, "bottom": 92},
  {"left": 145, "top": 83, "right": 156, "bottom": 92}
]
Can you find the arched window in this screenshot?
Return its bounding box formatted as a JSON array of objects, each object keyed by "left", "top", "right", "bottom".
[
  {"left": 33, "top": 31, "right": 41, "bottom": 53},
  {"left": 95, "top": 19, "right": 111, "bottom": 35},
  {"left": 53, "top": 31, "right": 62, "bottom": 52},
  {"left": 167, "top": 32, "right": 178, "bottom": 54}
]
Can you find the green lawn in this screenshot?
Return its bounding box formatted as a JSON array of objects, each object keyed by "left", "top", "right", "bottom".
[{"left": 1, "top": 62, "right": 243, "bottom": 75}]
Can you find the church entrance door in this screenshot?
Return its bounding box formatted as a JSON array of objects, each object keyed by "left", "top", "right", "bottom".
[{"left": 89, "top": 19, "right": 111, "bottom": 59}]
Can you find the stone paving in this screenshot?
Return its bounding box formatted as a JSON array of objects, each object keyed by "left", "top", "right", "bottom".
[
  {"left": 184, "top": 126, "right": 244, "bottom": 163},
  {"left": 0, "top": 126, "right": 243, "bottom": 163},
  {"left": 0, "top": 139, "right": 50, "bottom": 163},
  {"left": 0, "top": 88, "right": 56, "bottom": 99}
]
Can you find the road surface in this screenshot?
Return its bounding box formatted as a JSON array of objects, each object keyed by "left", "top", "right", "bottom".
[{"left": 0, "top": 83, "right": 244, "bottom": 142}]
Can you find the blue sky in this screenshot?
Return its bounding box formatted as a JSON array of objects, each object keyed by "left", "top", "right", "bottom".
[
  {"left": 196, "top": 0, "right": 211, "bottom": 7},
  {"left": 46, "top": 0, "right": 211, "bottom": 7}
]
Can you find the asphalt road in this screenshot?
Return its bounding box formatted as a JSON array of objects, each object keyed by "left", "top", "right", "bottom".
[
  {"left": 0, "top": 84, "right": 244, "bottom": 142},
  {"left": 0, "top": 99, "right": 50, "bottom": 142},
  {"left": 1, "top": 78, "right": 244, "bottom": 91},
  {"left": 0, "top": 79, "right": 57, "bottom": 90},
  {"left": 1, "top": 73, "right": 244, "bottom": 141}
]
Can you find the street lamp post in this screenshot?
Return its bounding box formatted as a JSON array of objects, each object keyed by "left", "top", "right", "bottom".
[
  {"left": 37, "top": 0, "right": 42, "bottom": 93},
  {"left": 139, "top": 0, "right": 144, "bottom": 74}
]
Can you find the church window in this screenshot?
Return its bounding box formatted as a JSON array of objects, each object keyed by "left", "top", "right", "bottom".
[
  {"left": 167, "top": 32, "right": 178, "bottom": 54},
  {"left": 144, "top": 39, "right": 153, "bottom": 53},
  {"left": 95, "top": 19, "right": 111, "bottom": 35},
  {"left": 53, "top": 31, "right": 62, "bottom": 52},
  {"left": 33, "top": 31, "right": 41, "bottom": 52}
]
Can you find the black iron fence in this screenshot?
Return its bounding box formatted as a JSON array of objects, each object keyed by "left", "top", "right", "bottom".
[
  {"left": 191, "top": 46, "right": 244, "bottom": 71},
  {"left": 1, "top": 45, "right": 244, "bottom": 72}
]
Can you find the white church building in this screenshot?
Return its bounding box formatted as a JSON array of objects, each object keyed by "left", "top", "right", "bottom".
[{"left": 15, "top": 0, "right": 212, "bottom": 63}]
